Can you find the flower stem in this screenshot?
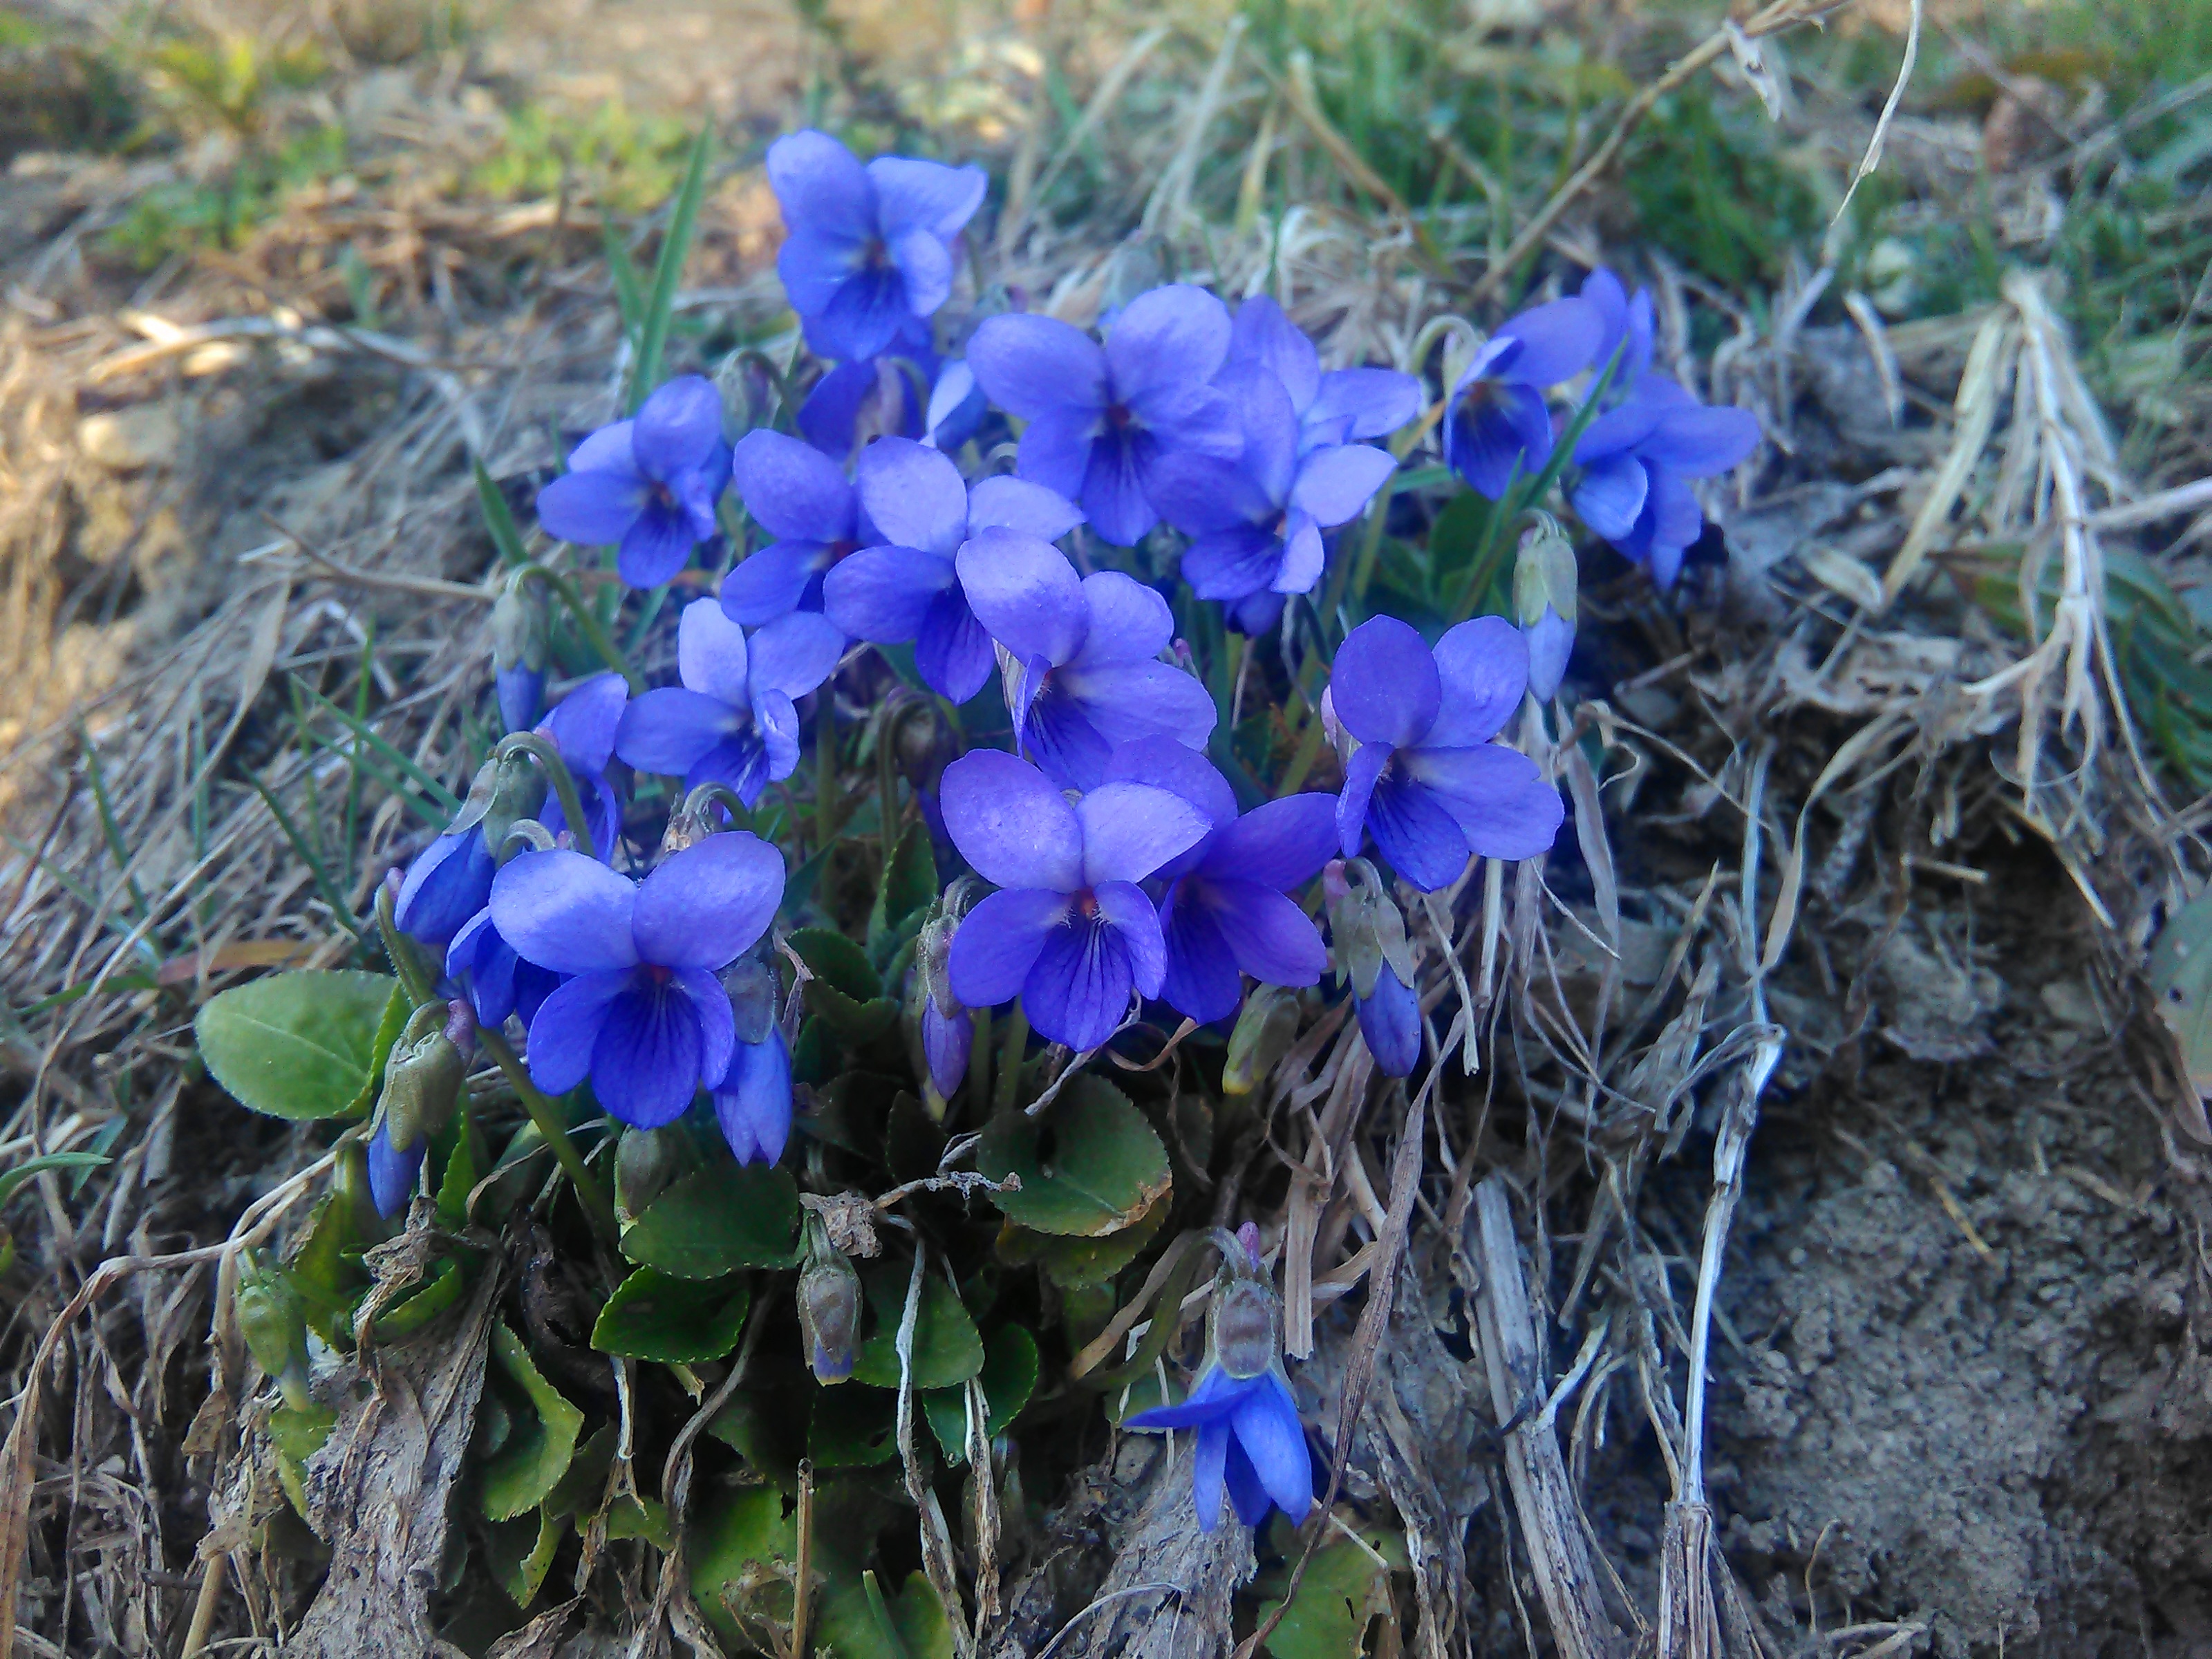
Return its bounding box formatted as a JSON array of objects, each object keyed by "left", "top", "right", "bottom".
[
  {"left": 814, "top": 693, "right": 840, "bottom": 856},
  {"left": 993, "top": 1002, "right": 1029, "bottom": 1116},
  {"left": 495, "top": 731, "right": 597, "bottom": 863},
  {"left": 375, "top": 881, "right": 436, "bottom": 1009},
  {"left": 476, "top": 1025, "right": 619, "bottom": 1241},
  {"left": 966, "top": 1004, "right": 993, "bottom": 1123},
  {"left": 1275, "top": 712, "right": 1329, "bottom": 799},
  {"left": 521, "top": 564, "right": 644, "bottom": 693}
]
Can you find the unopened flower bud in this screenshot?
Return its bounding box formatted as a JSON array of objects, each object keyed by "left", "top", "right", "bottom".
[
  {"left": 367, "top": 1121, "right": 427, "bottom": 1221},
  {"left": 1512, "top": 516, "right": 1577, "bottom": 702},
  {"left": 1203, "top": 1229, "right": 1281, "bottom": 1381},
  {"left": 890, "top": 697, "right": 958, "bottom": 798},
  {"left": 1222, "top": 985, "right": 1300, "bottom": 1096},
  {"left": 1323, "top": 859, "right": 1416, "bottom": 1002},
  {"left": 454, "top": 747, "right": 547, "bottom": 856},
  {"left": 376, "top": 1003, "right": 467, "bottom": 1157},
  {"left": 615, "top": 1125, "right": 685, "bottom": 1226},
  {"left": 1356, "top": 960, "right": 1421, "bottom": 1078},
  {"left": 797, "top": 1219, "right": 863, "bottom": 1385},
  {"left": 910, "top": 911, "right": 971, "bottom": 1109},
  {"left": 490, "top": 576, "right": 550, "bottom": 734},
  {"left": 236, "top": 1250, "right": 311, "bottom": 1409},
  {"left": 723, "top": 955, "right": 779, "bottom": 1047}
]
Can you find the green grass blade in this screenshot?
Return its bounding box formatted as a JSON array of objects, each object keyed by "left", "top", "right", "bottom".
[
  {"left": 247, "top": 770, "right": 365, "bottom": 939},
  {"left": 475, "top": 458, "right": 531, "bottom": 568},
  {"left": 79, "top": 724, "right": 149, "bottom": 921},
  {"left": 603, "top": 216, "right": 646, "bottom": 343},
  {"left": 291, "top": 677, "right": 462, "bottom": 816},
  {"left": 630, "top": 124, "right": 713, "bottom": 411}
]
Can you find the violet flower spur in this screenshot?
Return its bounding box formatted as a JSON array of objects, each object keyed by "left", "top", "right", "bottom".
[
  {"left": 966, "top": 284, "right": 1242, "bottom": 547},
  {"left": 939, "top": 749, "right": 1209, "bottom": 1052},
  {"left": 1103, "top": 738, "right": 1337, "bottom": 1027},
  {"left": 490, "top": 831, "right": 786, "bottom": 1125},
  {"left": 722, "top": 429, "right": 879, "bottom": 626},
  {"left": 535, "top": 375, "right": 731, "bottom": 588},
  {"left": 1123, "top": 1229, "right": 1313, "bottom": 1533},
  {"left": 616, "top": 598, "right": 844, "bottom": 807},
  {"left": 1443, "top": 296, "right": 1604, "bottom": 502},
  {"left": 1327, "top": 615, "right": 1564, "bottom": 892},
  {"left": 1224, "top": 294, "right": 1423, "bottom": 453},
  {"left": 768, "top": 128, "right": 987, "bottom": 364},
  {"left": 1568, "top": 375, "right": 1763, "bottom": 590},
  {"left": 1151, "top": 367, "right": 1398, "bottom": 635},
  {"left": 821, "top": 437, "right": 1082, "bottom": 704},
  {"left": 957, "top": 532, "right": 1216, "bottom": 791}
]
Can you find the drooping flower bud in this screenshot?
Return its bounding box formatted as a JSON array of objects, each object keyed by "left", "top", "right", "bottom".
[
  {"left": 1222, "top": 986, "right": 1300, "bottom": 1097},
  {"left": 236, "top": 1250, "right": 312, "bottom": 1409},
  {"left": 453, "top": 745, "right": 548, "bottom": 859},
  {"left": 1203, "top": 1225, "right": 1282, "bottom": 1381},
  {"left": 490, "top": 574, "right": 551, "bottom": 734},
  {"left": 910, "top": 910, "right": 971, "bottom": 1111},
  {"left": 1323, "top": 860, "right": 1423, "bottom": 1078},
  {"left": 615, "top": 1125, "right": 685, "bottom": 1226},
  {"left": 1512, "top": 514, "right": 1577, "bottom": 702},
  {"left": 375, "top": 1003, "right": 468, "bottom": 1164},
  {"left": 797, "top": 1216, "right": 863, "bottom": 1385}
]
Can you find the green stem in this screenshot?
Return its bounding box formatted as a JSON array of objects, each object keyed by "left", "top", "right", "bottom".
[
  {"left": 1342, "top": 471, "right": 1400, "bottom": 630},
  {"left": 476, "top": 1026, "right": 619, "bottom": 1241},
  {"left": 521, "top": 565, "right": 644, "bottom": 693},
  {"left": 877, "top": 709, "right": 902, "bottom": 872},
  {"left": 495, "top": 732, "right": 597, "bottom": 863},
  {"left": 966, "top": 1004, "right": 993, "bottom": 1124},
  {"left": 375, "top": 882, "right": 437, "bottom": 1009},
  {"left": 993, "top": 1002, "right": 1030, "bottom": 1117},
  {"left": 814, "top": 694, "right": 840, "bottom": 858},
  {"left": 1275, "top": 711, "right": 1330, "bottom": 799}
]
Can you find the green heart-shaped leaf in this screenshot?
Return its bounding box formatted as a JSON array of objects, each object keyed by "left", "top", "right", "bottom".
[
  {"left": 195, "top": 970, "right": 399, "bottom": 1121},
  {"left": 480, "top": 1322, "right": 585, "bottom": 1521},
  {"left": 978, "top": 1074, "right": 1172, "bottom": 1237},
  {"left": 923, "top": 1323, "right": 1040, "bottom": 1463},
  {"left": 852, "top": 1266, "right": 983, "bottom": 1391},
  {"left": 810, "top": 1385, "right": 898, "bottom": 1468},
  {"left": 592, "top": 1268, "right": 751, "bottom": 1363},
  {"left": 998, "top": 1190, "right": 1170, "bottom": 1289},
  {"left": 816, "top": 1571, "right": 955, "bottom": 1659},
  {"left": 621, "top": 1165, "right": 800, "bottom": 1280},
  {"left": 789, "top": 926, "right": 883, "bottom": 1002},
  {"left": 1259, "top": 1527, "right": 1407, "bottom": 1659},
  {"left": 486, "top": 1508, "right": 563, "bottom": 1609},
  {"left": 371, "top": 1256, "right": 465, "bottom": 1340},
  {"left": 805, "top": 982, "right": 901, "bottom": 1043}
]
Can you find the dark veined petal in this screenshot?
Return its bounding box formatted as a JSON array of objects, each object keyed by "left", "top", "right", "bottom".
[
  {"left": 1357, "top": 961, "right": 1421, "bottom": 1078},
  {"left": 491, "top": 850, "right": 639, "bottom": 975},
  {"left": 1330, "top": 616, "right": 1441, "bottom": 748},
  {"left": 617, "top": 504, "right": 697, "bottom": 589},
  {"left": 675, "top": 595, "right": 751, "bottom": 706},
  {"left": 1568, "top": 453, "right": 1649, "bottom": 542},
  {"left": 523, "top": 970, "right": 630, "bottom": 1095},
  {"left": 632, "top": 830, "right": 786, "bottom": 970},
  {"left": 1068, "top": 570, "right": 1174, "bottom": 670},
  {"left": 675, "top": 965, "right": 736, "bottom": 1098},
  {"left": 948, "top": 886, "right": 1071, "bottom": 1006},
  {"left": 1203, "top": 791, "right": 1338, "bottom": 890},
  {"left": 1158, "top": 881, "right": 1244, "bottom": 1024},
  {"left": 1179, "top": 524, "right": 1282, "bottom": 601},
  {"left": 1021, "top": 680, "right": 1115, "bottom": 794},
  {"left": 807, "top": 262, "right": 913, "bottom": 363},
  {"left": 1021, "top": 912, "right": 1134, "bottom": 1051},
  {"left": 1204, "top": 877, "right": 1328, "bottom": 987},
  {"left": 939, "top": 748, "right": 1084, "bottom": 892},
  {"left": 1446, "top": 383, "right": 1550, "bottom": 503},
  {"left": 1425, "top": 615, "right": 1528, "bottom": 747},
  {"left": 1013, "top": 405, "right": 1100, "bottom": 504},
  {"left": 968, "top": 313, "right": 1107, "bottom": 423},
  {"left": 590, "top": 978, "right": 706, "bottom": 1128},
  {"left": 731, "top": 429, "right": 856, "bottom": 543},
  {"left": 777, "top": 226, "right": 868, "bottom": 319},
  {"left": 855, "top": 436, "right": 968, "bottom": 556},
  {"left": 1094, "top": 879, "right": 1169, "bottom": 997},
  {"left": 1337, "top": 740, "right": 1388, "bottom": 859},
  {"left": 1076, "top": 427, "right": 1157, "bottom": 548},
  {"left": 1366, "top": 771, "right": 1472, "bottom": 893},
  {"left": 1402, "top": 744, "right": 1565, "bottom": 862},
  {"left": 1223, "top": 1434, "right": 1273, "bottom": 1528}
]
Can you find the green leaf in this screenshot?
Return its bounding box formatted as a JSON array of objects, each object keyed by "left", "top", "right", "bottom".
[
  {"left": 868, "top": 822, "right": 938, "bottom": 959},
  {"left": 474, "top": 458, "right": 530, "bottom": 568},
  {"left": 998, "top": 1191, "right": 1169, "bottom": 1290},
  {"left": 486, "top": 1508, "right": 563, "bottom": 1609},
  {"left": 621, "top": 1165, "right": 800, "bottom": 1279},
  {"left": 269, "top": 1400, "right": 337, "bottom": 1463},
  {"left": 0, "top": 1152, "right": 111, "bottom": 1212},
  {"left": 195, "top": 971, "right": 400, "bottom": 1121},
  {"left": 2152, "top": 885, "right": 2212, "bottom": 1098},
  {"left": 283, "top": 1190, "right": 367, "bottom": 1339},
  {"left": 791, "top": 926, "right": 884, "bottom": 1000},
  {"left": 435, "top": 1116, "right": 482, "bottom": 1230},
  {"left": 977, "top": 1074, "right": 1172, "bottom": 1237},
  {"left": 481, "top": 1322, "right": 585, "bottom": 1521},
  {"left": 607, "top": 1494, "right": 672, "bottom": 1546},
  {"left": 372, "top": 1257, "right": 465, "bottom": 1341},
  {"left": 1259, "top": 1529, "right": 1406, "bottom": 1659},
  {"left": 693, "top": 1484, "right": 794, "bottom": 1642},
  {"left": 591, "top": 1268, "right": 751, "bottom": 1362},
  {"left": 816, "top": 1571, "right": 955, "bottom": 1659},
  {"left": 810, "top": 1385, "right": 899, "bottom": 1468},
  {"left": 922, "top": 1324, "right": 1039, "bottom": 1464},
  {"left": 852, "top": 1266, "right": 983, "bottom": 1391}
]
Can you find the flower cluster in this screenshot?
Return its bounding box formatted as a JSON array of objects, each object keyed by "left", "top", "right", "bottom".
[{"left": 362, "top": 124, "right": 1761, "bottom": 1535}]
